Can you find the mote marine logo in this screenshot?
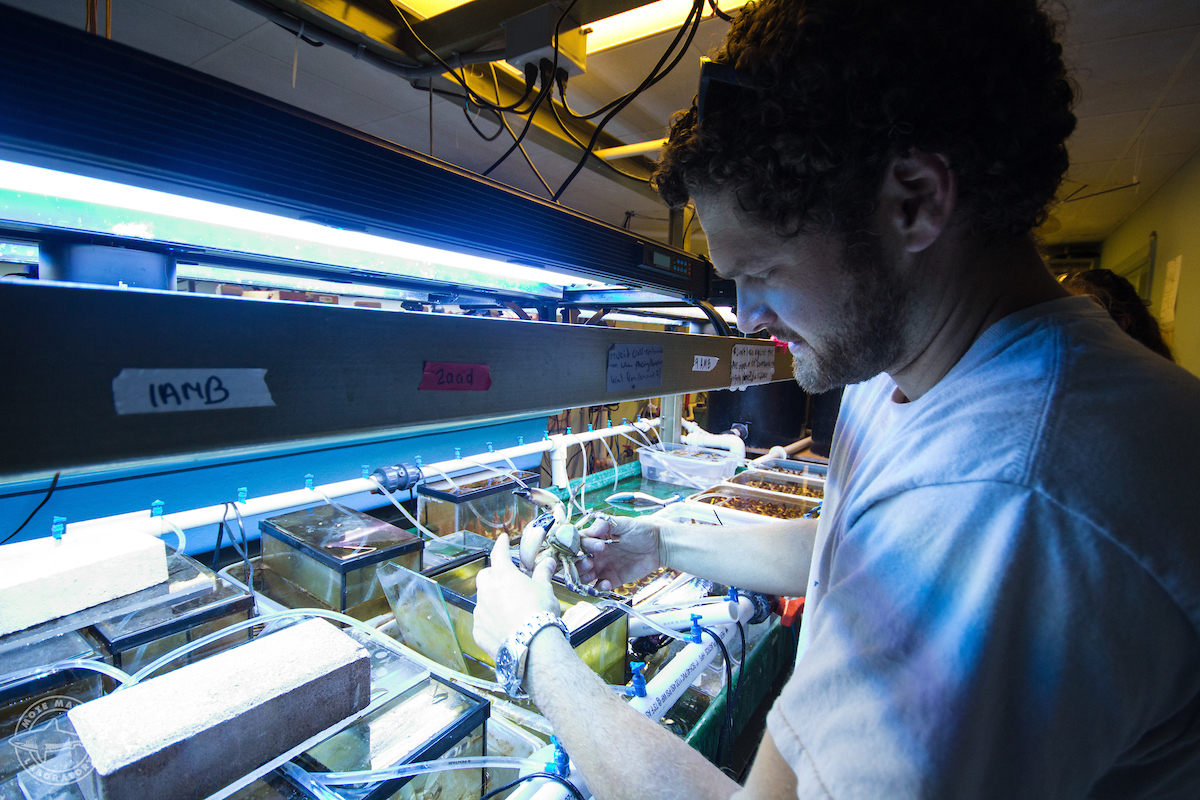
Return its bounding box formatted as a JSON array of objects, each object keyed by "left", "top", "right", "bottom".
[{"left": 11, "top": 695, "right": 93, "bottom": 785}]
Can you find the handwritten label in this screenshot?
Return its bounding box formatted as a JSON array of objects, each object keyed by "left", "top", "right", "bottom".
[
  {"left": 692, "top": 355, "right": 719, "bottom": 372},
  {"left": 729, "top": 345, "right": 776, "bottom": 390},
  {"left": 112, "top": 368, "right": 275, "bottom": 415},
  {"left": 418, "top": 361, "right": 492, "bottom": 391},
  {"left": 606, "top": 344, "right": 664, "bottom": 392}
]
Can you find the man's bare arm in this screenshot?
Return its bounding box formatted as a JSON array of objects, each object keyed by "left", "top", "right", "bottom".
[
  {"left": 582, "top": 517, "right": 817, "bottom": 598},
  {"left": 524, "top": 628, "right": 798, "bottom": 800}
]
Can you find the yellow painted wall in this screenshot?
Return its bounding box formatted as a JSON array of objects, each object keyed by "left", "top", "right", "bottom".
[{"left": 1100, "top": 147, "right": 1200, "bottom": 376}]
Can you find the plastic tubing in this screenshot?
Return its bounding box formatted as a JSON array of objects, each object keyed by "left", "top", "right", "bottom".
[
  {"left": 595, "top": 598, "right": 689, "bottom": 642},
  {"left": 121, "top": 607, "right": 502, "bottom": 693},
  {"left": 307, "top": 756, "right": 543, "bottom": 786},
  {"left": 159, "top": 518, "right": 187, "bottom": 554},
  {"left": 0, "top": 658, "right": 133, "bottom": 691},
  {"left": 369, "top": 477, "right": 437, "bottom": 540},
  {"left": 626, "top": 600, "right": 740, "bottom": 637}
]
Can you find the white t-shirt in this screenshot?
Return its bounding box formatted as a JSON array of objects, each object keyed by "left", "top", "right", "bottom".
[{"left": 766, "top": 297, "right": 1200, "bottom": 799}]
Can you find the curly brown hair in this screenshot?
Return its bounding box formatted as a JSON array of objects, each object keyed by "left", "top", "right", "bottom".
[{"left": 653, "top": 0, "right": 1077, "bottom": 240}]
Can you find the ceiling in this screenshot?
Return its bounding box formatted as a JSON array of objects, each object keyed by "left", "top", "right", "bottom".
[{"left": 3, "top": 0, "right": 1199, "bottom": 251}]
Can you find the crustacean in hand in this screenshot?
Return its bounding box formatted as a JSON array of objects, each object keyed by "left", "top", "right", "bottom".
[{"left": 513, "top": 487, "right": 606, "bottom": 596}]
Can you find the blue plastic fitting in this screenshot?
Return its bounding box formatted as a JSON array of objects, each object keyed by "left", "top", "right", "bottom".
[
  {"left": 547, "top": 735, "right": 571, "bottom": 777},
  {"left": 543, "top": 431, "right": 549, "bottom": 441},
  {"left": 151, "top": 500, "right": 164, "bottom": 517},
  {"left": 690, "top": 614, "right": 703, "bottom": 644},
  {"left": 566, "top": 427, "right": 572, "bottom": 436},
  {"left": 606, "top": 419, "right": 612, "bottom": 428},
  {"left": 625, "top": 662, "right": 647, "bottom": 697},
  {"left": 304, "top": 473, "right": 314, "bottom": 490},
  {"left": 588, "top": 423, "right": 594, "bottom": 432},
  {"left": 486, "top": 441, "right": 494, "bottom": 452},
  {"left": 51, "top": 515, "right": 66, "bottom": 541},
  {"left": 728, "top": 586, "right": 739, "bottom": 603},
  {"left": 362, "top": 465, "right": 370, "bottom": 479},
  {"left": 454, "top": 447, "right": 461, "bottom": 459},
  {"left": 237, "top": 487, "right": 247, "bottom": 503},
  {"left": 518, "top": 436, "right": 525, "bottom": 446},
  {"left": 622, "top": 417, "right": 628, "bottom": 425},
  {"left": 416, "top": 455, "right": 423, "bottom": 467}
]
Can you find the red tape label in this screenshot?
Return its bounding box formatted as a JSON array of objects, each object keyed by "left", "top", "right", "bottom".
[{"left": 418, "top": 361, "right": 492, "bottom": 391}]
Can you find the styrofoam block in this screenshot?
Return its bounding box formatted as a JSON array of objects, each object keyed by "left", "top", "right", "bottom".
[
  {"left": 69, "top": 618, "right": 370, "bottom": 800},
  {"left": 0, "top": 532, "right": 168, "bottom": 636}
]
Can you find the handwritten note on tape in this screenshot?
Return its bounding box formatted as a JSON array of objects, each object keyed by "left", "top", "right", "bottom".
[
  {"left": 112, "top": 368, "right": 275, "bottom": 415},
  {"left": 606, "top": 344, "right": 664, "bottom": 392},
  {"left": 418, "top": 361, "right": 492, "bottom": 391},
  {"left": 692, "top": 355, "right": 719, "bottom": 372},
  {"left": 729, "top": 345, "right": 776, "bottom": 389}
]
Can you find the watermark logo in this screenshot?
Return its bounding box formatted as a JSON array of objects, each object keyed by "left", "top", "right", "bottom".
[{"left": 11, "top": 695, "right": 93, "bottom": 786}]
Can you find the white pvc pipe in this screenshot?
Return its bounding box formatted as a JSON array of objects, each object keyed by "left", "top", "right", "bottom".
[
  {"left": 626, "top": 600, "right": 739, "bottom": 638},
  {"left": 63, "top": 420, "right": 661, "bottom": 537},
  {"left": 680, "top": 431, "right": 746, "bottom": 461}
]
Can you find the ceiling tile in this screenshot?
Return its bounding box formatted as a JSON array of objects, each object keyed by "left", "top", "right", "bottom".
[
  {"left": 0, "top": 0, "right": 82, "bottom": 27},
  {"left": 1062, "top": 0, "right": 1200, "bottom": 46},
  {"left": 1066, "top": 150, "right": 1190, "bottom": 186},
  {"left": 195, "top": 41, "right": 397, "bottom": 128},
  {"left": 1164, "top": 46, "right": 1200, "bottom": 105},
  {"left": 1140, "top": 102, "right": 1200, "bottom": 155},
  {"left": 1067, "top": 110, "right": 1143, "bottom": 161},
  {"left": 139, "top": 0, "right": 266, "bottom": 41},
  {"left": 229, "top": 22, "right": 431, "bottom": 115},
  {"left": 1067, "top": 25, "right": 1200, "bottom": 117}
]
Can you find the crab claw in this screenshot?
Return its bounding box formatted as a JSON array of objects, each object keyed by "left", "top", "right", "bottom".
[{"left": 519, "top": 515, "right": 552, "bottom": 572}]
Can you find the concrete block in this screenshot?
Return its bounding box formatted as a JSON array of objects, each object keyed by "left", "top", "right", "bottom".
[
  {"left": 0, "top": 532, "right": 168, "bottom": 636},
  {"left": 68, "top": 618, "right": 371, "bottom": 800}
]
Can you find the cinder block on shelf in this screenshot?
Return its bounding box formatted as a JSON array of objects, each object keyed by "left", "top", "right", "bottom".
[
  {"left": 68, "top": 618, "right": 371, "bottom": 800},
  {"left": 0, "top": 532, "right": 168, "bottom": 636}
]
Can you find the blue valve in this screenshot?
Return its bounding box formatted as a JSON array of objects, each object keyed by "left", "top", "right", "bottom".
[
  {"left": 588, "top": 423, "right": 594, "bottom": 432},
  {"left": 486, "top": 442, "right": 494, "bottom": 452},
  {"left": 728, "top": 586, "right": 739, "bottom": 603},
  {"left": 518, "top": 436, "right": 525, "bottom": 446},
  {"left": 566, "top": 427, "right": 572, "bottom": 436},
  {"left": 606, "top": 419, "right": 612, "bottom": 428},
  {"left": 543, "top": 431, "right": 549, "bottom": 441},
  {"left": 51, "top": 515, "right": 66, "bottom": 541},
  {"left": 454, "top": 447, "right": 461, "bottom": 459},
  {"left": 690, "top": 614, "right": 703, "bottom": 644},
  {"left": 361, "top": 465, "right": 370, "bottom": 479},
  {"left": 304, "top": 473, "right": 314, "bottom": 491},
  {"left": 625, "top": 662, "right": 647, "bottom": 697},
  {"left": 546, "top": 735, "right": 570, "bottom": 777},
  {"left": 151, "top": 500, "right": 164, "bottom": 517},
  {"left": 622, "top": 417, "right": 628, "bottom": 425},
  {"left": 237, "top": 487, "right": 247, "bottom": 504},
  {"left": 415, "top": 455, "right": 423, "bottom": 468}
]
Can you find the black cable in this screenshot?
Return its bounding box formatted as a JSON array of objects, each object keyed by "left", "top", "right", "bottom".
[
  {"left": 481, "top": 772, "right": 586, "bottom": 800},
  {"left": 489, "top": 64, "right": 554, "bottom": 197},
  {"left": 546, "top": 90, "right": 651, "bottom": 185},
  {"left": 2, "top": 472, "right": 60, "bottom": 544},
  {"left": 481, "top": 74, "right": 552, "bottom": 177},
  {"left": 707, "top": 0, "right": 734, "bottom": 22},
  {"left": 552, "top": 0, "right": 705, "bottom": 200},
  {"left": 462, "top": 102, "right": 505, "bottom": 142},
  {"left": 702, "top": 626, "right": 736, "bottom": 768},
  {"left": 386, "top": 1, "right": 566, "bottom": 115},
  {"left": 555, "top": 0, "right": 704, "bottom": 122}
]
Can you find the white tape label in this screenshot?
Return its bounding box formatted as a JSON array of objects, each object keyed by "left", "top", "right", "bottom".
[
  {"left": 729, "top": 345, "right": 776, "bottom": 390},
  {"left": 112, "top": 368, "right": 275, "bottom": 415},
  {"left": 692, "top": 355, "right": 719, "bottom": 372}
]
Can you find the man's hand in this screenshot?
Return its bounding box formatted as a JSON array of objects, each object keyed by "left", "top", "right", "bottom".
[
  {"left": 576, "top": 515, "right": 665, "bottom": 591},
  {"left": 473, "top": 534, "right": 562, "bottom": 660}
]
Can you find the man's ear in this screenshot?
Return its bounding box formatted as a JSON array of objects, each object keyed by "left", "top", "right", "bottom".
[{"left": 880, "top": 151, "right": 956, "bottom": 253}]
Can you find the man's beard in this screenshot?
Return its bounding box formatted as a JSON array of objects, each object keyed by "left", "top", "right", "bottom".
[{"left": 778, "top": 238, "right": 908, "bottom": 394}]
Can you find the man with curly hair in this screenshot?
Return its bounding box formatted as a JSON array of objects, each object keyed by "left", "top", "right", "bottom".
[{"left": 473, "top": 0, "right": 1200, "bottom": 796}]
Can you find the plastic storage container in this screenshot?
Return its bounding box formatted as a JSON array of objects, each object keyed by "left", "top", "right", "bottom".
[
  {"left": 687, "top": 484, "right": 820, "bottom": 522},
  {"left": 637, "top": 443, "right": 738, "bottom": 489},
  {"left": 726, "top": 468, "right": 825, "bottom": 501},
  {"left": 750, "top": 457, "right": 828, "bottom": 481},
  {"left": 421, "top": 554, "right": 628, "bottom": 685},
  {"left": 417, "top": 470, "right": 539, "bottom": 542},
  {"left": 288, "top": 674, "right": 488, "bottom": 800},
  {"left": 89, "top": 551, "right": 254, "bottom": 673},
  {"left": 260, "top": 504, "right": 423, "bottom": 621}
]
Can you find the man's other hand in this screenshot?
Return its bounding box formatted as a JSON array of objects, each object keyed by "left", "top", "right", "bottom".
[
  {"left": 577, "top": 515, "right": 664, "bottom": 591},
  {"left": 473, "top": 534, "right": 562, "bottom": 660}
]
